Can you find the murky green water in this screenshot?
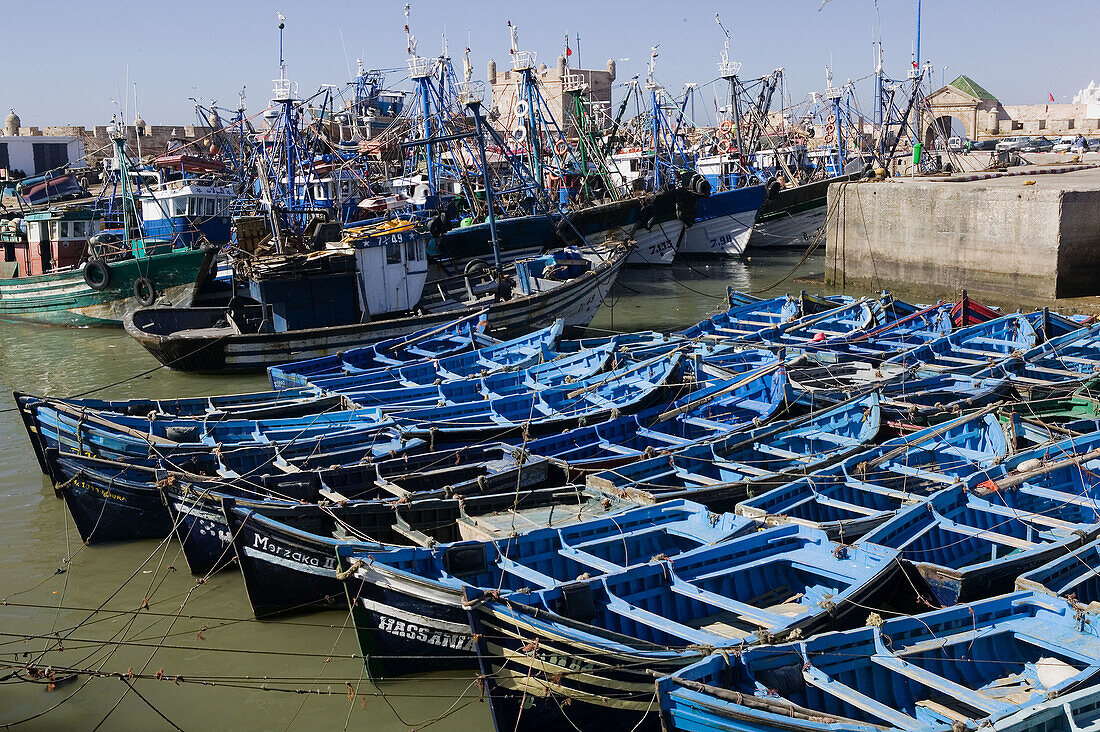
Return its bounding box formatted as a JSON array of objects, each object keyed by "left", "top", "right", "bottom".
[{"left": 0, "top": 253, "right": 823, "bottom": 730}]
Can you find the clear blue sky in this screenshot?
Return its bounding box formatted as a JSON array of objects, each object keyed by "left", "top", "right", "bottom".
[{"left": 3, "top": 0, "right": 1095, "bottom": 127}]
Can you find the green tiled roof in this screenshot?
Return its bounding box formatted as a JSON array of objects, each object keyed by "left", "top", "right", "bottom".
[{"left": 948, "top": 75, "right": 997, "bottom": 101}]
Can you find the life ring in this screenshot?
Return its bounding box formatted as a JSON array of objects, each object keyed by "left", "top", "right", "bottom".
[
  {"left": 718, "top": 120, "right": 734, "bottom": 135},
  {"left": 83, "top": 259, "right": 111, "bottom": 291},
  {"left": 825, "top": 122, "right": 835, "bottom": 134},
  {"left": 514, "top": 100, "right": 529, "bottom": 118},
  {"left": 717, "top": 138, "right": 733, "bottom": 154},
  {"left": 133, "top": 276, "right": 157, "bottom": 306},
  {"left": 547, "top": 173, "right": 561, "bottom": 187},
  {"left": 824, "top": 131, "right": 835, "bottom": 144},
  {"left": 827, "top": 114, "right": 837, "bottom": 124},
  {"left": 554, "top": 140, "right": 569, "bottom": 157},
  {"left": 511, "top": 125, "right": 527, "bottom": 143}
]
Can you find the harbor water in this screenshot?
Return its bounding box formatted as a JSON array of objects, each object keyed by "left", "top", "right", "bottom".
[{"left": 0, "top": 253, "right": 821, "bottom": 731}]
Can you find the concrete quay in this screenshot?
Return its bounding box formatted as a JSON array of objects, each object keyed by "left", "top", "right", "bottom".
[{"left": 824, "top": 164, "right": 1100, "bottom": 307}]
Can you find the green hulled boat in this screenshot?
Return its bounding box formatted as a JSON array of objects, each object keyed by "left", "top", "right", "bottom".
[{"left": 0, "top": 131, "right": 216, "bottom": 327}]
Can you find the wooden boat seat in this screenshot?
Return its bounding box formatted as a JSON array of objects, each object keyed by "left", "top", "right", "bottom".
[
  {"left": 495, "top": 556, "right": 559, "bottom": 589},
  {"left": 634, "top": 428, "right": 692, "bottom": 446},
  {"left": 714, "top": 460, "right": 773, "bottom": 478},
  {"left": 556, "top": 545, "right": 621, "bottom": 576},
  {"left": 887, "top": 462, "right": 958, "bottom": 486},
  {"left": 937, "top": 518, "right": 1038, "bottom": 551},
  {"left": 318, "top": 488, "right": 349, "bottom": 503},
  {"left": 668, "top": 576, "right": 793, "bottom": 630},
  {"left": 914, "top": 698, "right": 975, "bottom": 725},
  {"left": 811, "top": 495, "right": 883, "bottom": 516},
  {"left": 872, "top": 655, "right": 1011, "bottom": 716},
  {"left": 749, "top": 443, "right": 805, "bottom": 461},
  {"left": 600, "top": 593, "right": 720, "bottom": 646},
  {"left": 800, "top": 666, "right": 923, "bottom": 730},
  {"left": 974, "top": 500, "right": 1081, "bottom": 532}
]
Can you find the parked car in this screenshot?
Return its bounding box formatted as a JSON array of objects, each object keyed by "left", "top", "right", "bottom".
[
  {"left": 1053, "top": 135, "right": 1077, "bottom": 153},
  {"left": 947, "top": 136, "right": 970, "bottom": 152},
  {"left": 995, "top": 136, "right": 1031, "bottom": 152},
  {"left": 969, "top": 139, "right": 997, "bottom": 151},
  {"left": 1020, "top": 137, "right": 1055, "bottom": 153}
]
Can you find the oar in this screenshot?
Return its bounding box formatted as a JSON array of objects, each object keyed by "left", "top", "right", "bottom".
[
  {"left": 565, "top": 348, "right": 681, "bottom": 400},
  {"left": 855, "top": 403, "right": 1000, "bottom": 474},
  {"left": 972, "top": 446, "right": 1100, "bottom": 496},
  {"left": 654, "top": 361, "right": 784, "bottom": 424}
]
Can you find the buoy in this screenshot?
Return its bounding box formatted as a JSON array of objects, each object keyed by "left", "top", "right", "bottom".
[
  {"left": 554, "top": 140, "right": 569, "bottom": 157},
  {"left": 511, "top": 125, "right": 527, "bottom": 142},
  {"left": 513, "top": 100, "right": 529, "bottom": 118},
  {"left": 718, "top": 120, "right": 734, "bottom": 135}
]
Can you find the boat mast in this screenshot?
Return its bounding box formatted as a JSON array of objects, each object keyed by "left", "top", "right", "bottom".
[
  {"left": 462, "top": 85, "right": 503, "bottom": 272},
  {"left": 508, "top": 22, "right": 543, "bottom": 190},
  {"left": 645, "top": 46, "right": 663, "bottom": 190},
  {"left": 716, "top": 14, "right": 746, "bottom": 185},
  {"left": 823, "top": 66, "right": 844, "bottom": 175},
  {"left": 405, "top": 4, "right": 438, "bottom": 197}
]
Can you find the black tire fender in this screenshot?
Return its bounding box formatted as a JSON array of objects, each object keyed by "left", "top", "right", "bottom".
[
  {"left": 83, "top": 259, "right": 111, "bottom": 291},
  {"left": 133, "top": 276, "right": 157, "bottom": 306}
]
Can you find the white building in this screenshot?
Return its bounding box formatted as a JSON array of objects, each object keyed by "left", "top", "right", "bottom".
[
  {"left": 1073, "top": 81, "right": 1100, "bottom": 120},
  {"left": 1, "top": 110, "right": 86, "bottom": 178}
]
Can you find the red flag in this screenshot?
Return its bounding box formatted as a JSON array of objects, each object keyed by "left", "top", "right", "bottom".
[
  {"left": 566, "top": 47, "right": 572, "bottom": 57},
  {"left": 1049, "top": 92, "right": 1056, "bottom": 102}
]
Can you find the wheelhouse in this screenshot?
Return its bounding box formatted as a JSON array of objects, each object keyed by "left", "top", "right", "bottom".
[{"left": 0, "top": 208, "right": 101, "bottom": 277}]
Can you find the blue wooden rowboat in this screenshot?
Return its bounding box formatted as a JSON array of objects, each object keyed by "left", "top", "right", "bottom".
[
  {"left": 393, "top": 351, "right": 683, "bottom": 447},
  {"left": 224, "top": 486, "right": 638, "bottom": 618},
  {"left": 335, "top": 342, "right": 618, "bottom": 409},
  {"left": 881, "top": 313, "right": 1038, "bottom": 373},
  {"left": 42, "top": 439, "right": 564, "bottom": 553},
  {"left": 266, "top": 315, "right": 560, "bottom": 388},
  {"left": 677, "top": 294, "right": 804, "bottom": 341},
  {"left": 857, "top": 482, "right": 1098, "bottom": 607},
  {"left": 737, "top": 408, "right": 1010, "bottom": 540},
  {"left": 466, "top": 524, "right": 899, "bottom": 732},
  {"left": 786, "top": 357, "right": 1010, "bottom": 423},
  {"left": 657, "top": 591, "right": 1100, "bottom": 732},
  {"left": 22, "top": 397, "right": 397, "bottom": 465},
  {"left": 584, "top": 392, "right": 880, "bottom": 510},
  {"left": 746, "top": 295, "right": 921, "bottom": 352},
  {"left": 971, "top": 321, "right": 1100, "bottom": 401},
  {"left": 521, "top": 358, "right": 788, "bottom": 473},
  {"left": 336, "top": 500, "right": 756, "bottom": 678},
  {"left": 1017, "top": 534, "right": 1100, "bottom": 607},
  {"left": 800, "top": 302, "right": 954, "bottom": 363}
]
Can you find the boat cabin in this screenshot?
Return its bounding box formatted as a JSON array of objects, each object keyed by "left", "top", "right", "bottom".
[
  {"left": 240, "top": 220, "right": 429, "bottom": 333},
  {"left": 141, "top": 182, "right": 235, "bottom": 245},
  {"left": 0, "top": 208, "right": 100, "bottom": 277}
]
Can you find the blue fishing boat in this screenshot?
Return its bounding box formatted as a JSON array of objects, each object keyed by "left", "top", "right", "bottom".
[
  {"left": 972, "top": 320, "right": 1100, "bottom": 400},
  {"left": 1017, "top": 534, "right": 1100, "bottom": 607},
  {"left": 678, "top": 294, "right": 805, "bottom": 340},
  {"left": 737, "top": 408, "right": 1010, "bottom": 540},
  {"left": 858, "top": 482, "right": 1097, "bottom": 607},
  {"left": 393, "top": 351, "right": 682, "bottom": 447},
  {"left": 264, "top": 311, "right": 513, "bottom": 386},
  {"left": 337, "top": 342, "right": 618, "bottom": 409},
  {"left": 786, "top": 359, "right": 1009, "bottom": 423},
  {"left": 225, "top": 486, "right": 638, "bottom": 617},
  {"left": 522, "top": 358, "right": 787, "bottom": 473},
  {"left": 336, "top": 500, "right": 755, "bottom": 677},
  {"left": 881, "top": 313, "right": 1038, "bottom": 373},
  {"left": 657, "top": 591, "right": 1100, "bottom": 732},
  {"left": 585, "top": 392, "right": 880, "bottom": 510},
  {"left": 467, "top": 524, "right": 899, "bottom": 732}
]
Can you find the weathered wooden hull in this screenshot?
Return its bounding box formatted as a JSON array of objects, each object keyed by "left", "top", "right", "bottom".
[
  {"left": 0, "top": 247, "right": 214, "bottom": 326},
  {"left": 125, "top": 247, "right": 628, "bottom": 373}
]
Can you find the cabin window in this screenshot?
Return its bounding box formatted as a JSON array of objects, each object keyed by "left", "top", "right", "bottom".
[
  {"left": 59, "top": 221, "right": 69, "bottom": 238},
  {"left": 405, "top": 239, "right": 418, "bottom": 261},
  {"left": 386, "top": 241, "right": 401, "bottom": 264},
  {"left": 189, "top": 198, "right": 200, "bottom": 216},
  {"left": 49, "top": 221, "right": 58, "bottom": 239},
  {"left": 205, "top": 198, "right": 215, "bottom": 216},
  {"left": 72, "top": 221, "right": 86, "bottom": 237},
  {"left": 173, "top": 198, "right": 187, "bottom": 217}
]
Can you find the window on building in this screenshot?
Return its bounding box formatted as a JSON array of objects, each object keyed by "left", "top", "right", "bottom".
[
  {"left": 386, "top": 241, "right": 401, "bottom": 264},
  {"left": 0, "top": 143, "right": 8, "bottom": 171}
]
